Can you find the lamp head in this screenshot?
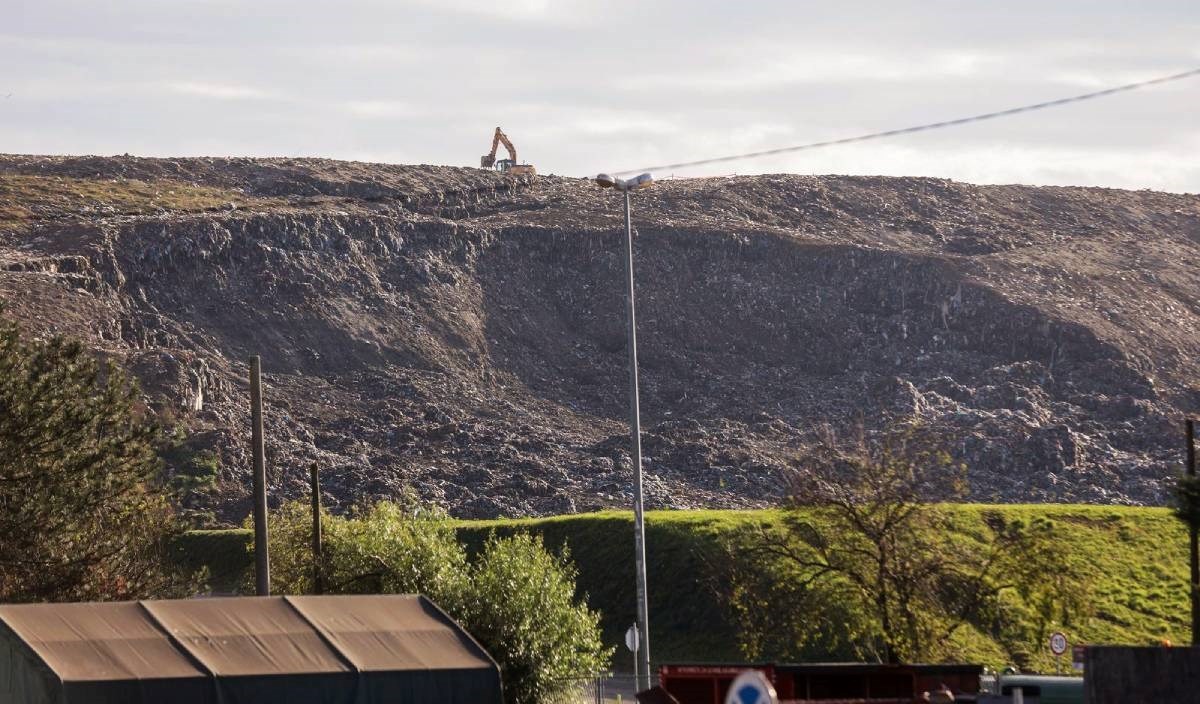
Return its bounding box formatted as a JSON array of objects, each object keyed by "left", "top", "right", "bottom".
[{"left": 628, "top": 172, "right": 654, "bottom": 190}]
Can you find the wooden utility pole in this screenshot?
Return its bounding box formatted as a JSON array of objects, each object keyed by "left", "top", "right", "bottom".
[
  {"left": 1188, "top": 418, "right": 1198, "bottom": 645},
  {"left": 311, "top": 463, "right": 323, "bottom": 595},
  {"left": 250, "top": 356, "right": 270, "bottom": 596}
]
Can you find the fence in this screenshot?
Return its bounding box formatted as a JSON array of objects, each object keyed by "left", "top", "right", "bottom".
[{"left": 546, "top": 673, "right": 647, "bottom": 704}]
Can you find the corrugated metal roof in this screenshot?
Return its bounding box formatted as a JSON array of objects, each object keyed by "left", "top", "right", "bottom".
[{"left": 0, "top": 594, "right": 501, "bottom": 704}]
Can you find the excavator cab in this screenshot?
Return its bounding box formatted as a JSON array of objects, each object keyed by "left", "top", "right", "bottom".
[{"left": 479, "top": 127, "right": 536, "bottom": 176}]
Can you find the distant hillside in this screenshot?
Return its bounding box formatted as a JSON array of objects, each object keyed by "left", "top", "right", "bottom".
[{"left": 1, "top": 155, "right": 1198, "bottom": 518}]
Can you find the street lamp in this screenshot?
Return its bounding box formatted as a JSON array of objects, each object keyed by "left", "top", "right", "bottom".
[{"left": 594, "top": 171, "right": 654, "bottom": 692}]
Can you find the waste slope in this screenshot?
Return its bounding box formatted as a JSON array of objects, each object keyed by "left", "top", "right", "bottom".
[{"left": 0, "top": 156, "right": 1197, "bottom": 517}]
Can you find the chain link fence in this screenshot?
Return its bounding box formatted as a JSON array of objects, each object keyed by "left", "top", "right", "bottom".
[{"left": 545, "top": 673, "right": 647, "bottom": 704}]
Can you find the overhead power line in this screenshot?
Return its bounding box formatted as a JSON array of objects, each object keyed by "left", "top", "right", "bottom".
[{"left": 612, "top": 66, "right": 1200, "bottom": 176}]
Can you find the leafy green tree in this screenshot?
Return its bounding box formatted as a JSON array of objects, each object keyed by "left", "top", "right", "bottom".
[
  {"left": 0, "top": 315, "right": 189, "bottom": 602},
  {"left": 459, "top": 533, "right": 611, "bottom": 704},
  {"left": 263, "top": 500, "right": 611, "bottom": 704}
]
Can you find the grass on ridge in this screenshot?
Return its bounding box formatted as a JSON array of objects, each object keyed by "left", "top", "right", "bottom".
[
  {"left": 0, "top": 174, "right": 263, "bottom": 232},
  {"left": 174, "top": 505, "right": 1191, "bottom": 672}
]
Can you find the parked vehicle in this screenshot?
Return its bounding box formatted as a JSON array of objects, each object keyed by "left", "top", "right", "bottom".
[
  {"left": 977, "top": 674, "right": 1083, "bottom": 704},
  {"left": 659, "top": 662, "right": 983, "bottom": 703}
]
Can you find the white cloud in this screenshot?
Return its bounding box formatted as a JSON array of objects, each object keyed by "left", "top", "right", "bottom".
[
  {"left": 749, "top": 139, "right": 1200, "bottom": 193},
  {"left": 341, "top": 100, "right": 421, "bottom": 118},
  {"left": 165, "top": 81, "right": 274, "bottom": 100},
  {"left": 622, "top": 47, "right": 1006, "bottom": 93},
  {"left": 2, "top": 1, "right": 1197, "bottom": 191},
  {"left": 404, "top": 0, "right": 594, "bottom": 24}
]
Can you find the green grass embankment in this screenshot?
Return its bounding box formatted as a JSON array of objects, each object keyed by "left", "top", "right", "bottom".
[{"left": 173, "top": 505, "right": 1191, "bottom": 670}]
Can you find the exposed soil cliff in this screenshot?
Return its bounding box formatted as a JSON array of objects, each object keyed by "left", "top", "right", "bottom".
[{"left": 1, "top": 155, "right": 1197, "bottom": 518}]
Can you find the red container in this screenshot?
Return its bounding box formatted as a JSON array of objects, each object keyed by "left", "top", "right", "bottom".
[{"left": 659, "top": 662, "right": 982, "bottom": 704}]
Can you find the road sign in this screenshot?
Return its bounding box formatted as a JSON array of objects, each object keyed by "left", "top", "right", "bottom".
[
  {"left": 1072, "top": 644, "right": 1086, "bottom": 671},
  {"left": 724, "top": 670, "right": 778, "bottom": 704},
  {"left": 625, "top": 624, "right": 640, "bottom": 652},
  {"left": 1049, "top": 632, "right": 1068, "bottom": 656}
]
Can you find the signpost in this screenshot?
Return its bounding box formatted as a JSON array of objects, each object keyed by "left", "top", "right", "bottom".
[
  {"left": 625, "top": 623, "right": 640, "bottom": 690},
  {"left": 1049, "top": 632, "right": 1068, "bottom": 674},
  {"left": 724, "top": 670, "right": 778, "bottom": 704}
]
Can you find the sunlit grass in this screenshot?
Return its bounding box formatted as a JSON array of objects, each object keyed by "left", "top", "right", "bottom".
[{"left": 178, "top": 505, "right": 1190, "bottom": 670}]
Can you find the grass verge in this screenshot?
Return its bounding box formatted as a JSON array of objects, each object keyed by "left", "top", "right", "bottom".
[{"left": 173, "top": 505, "right": 1190, "bottom": 671}]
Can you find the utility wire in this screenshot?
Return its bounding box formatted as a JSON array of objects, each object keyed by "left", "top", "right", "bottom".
[{"left": 612, "top": 66, "right": 1200, "bottom": 177}]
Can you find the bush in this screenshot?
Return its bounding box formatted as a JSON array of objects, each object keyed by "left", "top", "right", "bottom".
[
  {"left": 460, "top": 533, "right": 612, "bottom": 704},
  {"left": 261, "top": 500, "right": 611, "bottom": 704},
  {"left": 164, "top": 446, "right": 220, "bottom": 494},
  {"left": 160, "top": 436, "right": 221, "bottom": 523},
  {"left": 261, "top": 501, "right": 468, "bottom": 603}
]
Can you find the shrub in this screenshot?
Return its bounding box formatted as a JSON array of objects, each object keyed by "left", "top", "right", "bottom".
[
  {"left": 262, "top": 500, "right": 468, "bottom": 604},
  {"left": 460, "top": 533, "right": 612, "bottom": 704},
  {"left": 161, "top": 438, "right": 220, "bottom": 496},
  {"left": 261, "top": 500, "right": 611, "bottom": 704}
]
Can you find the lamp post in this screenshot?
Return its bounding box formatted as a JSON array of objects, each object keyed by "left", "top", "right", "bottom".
[
  {"left": 595, "top": 171, "right": 654, "bottom": 692},
  {"left": 1188, "top": 418, "right": 1197, "bottom": 644}
]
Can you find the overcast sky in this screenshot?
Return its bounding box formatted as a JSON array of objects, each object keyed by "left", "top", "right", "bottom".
[{"left": 5, "top": 1, "right": 1199, "bottom": 191}]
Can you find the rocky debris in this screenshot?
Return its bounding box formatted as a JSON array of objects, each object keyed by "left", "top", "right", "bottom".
[{"left": 0, "top": 154, "right": 1197, "bottom": 520}]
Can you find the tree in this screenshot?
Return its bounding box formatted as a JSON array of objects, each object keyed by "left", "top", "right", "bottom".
[
  {"left": 719, "top": 528, "right": 876, "bottom": 662},
  {"left": 1173, "top": 473, "right": 1200, "bottom": 530},
  {"left": 0, "top": 315, "right": 189, "bottom": 602},
  {"left": 1171, "top": 441, "right": 1200, "bottom": 645},
  {"left": 263, "top": 500, "right": 611, "bottom": 704},
  {"left": 726, "top": 424, "right": 1090, "bottom": 664},
  {"left": 460, "top": 533, "right": 611, "bottom": 704}
]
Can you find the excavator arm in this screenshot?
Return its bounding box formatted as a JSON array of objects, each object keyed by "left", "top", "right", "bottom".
[
  {"left": 480, "top": 127, "right": 517, "bottom": 168},
  {"left": 479, "top": 126, "right": 535, "bottom": 175}
]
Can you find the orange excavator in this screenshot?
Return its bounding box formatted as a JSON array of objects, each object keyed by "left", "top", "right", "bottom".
[{"left": 479, "top": 126, "right": 536, "bottom": 176}]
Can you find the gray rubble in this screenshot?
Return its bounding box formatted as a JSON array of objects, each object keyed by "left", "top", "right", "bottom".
[{"left": 0, "top": 155, "right": 1197, "bottom": 519}]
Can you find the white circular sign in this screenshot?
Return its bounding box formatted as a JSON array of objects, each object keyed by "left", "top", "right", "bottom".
[
  {"left": 625, "top": 624, "right": 639, "bottom": 652},
  {"left": 1049, "top": 632, "right": 1068, "bottom": 656},
  {"left": 724, "top": 670, "right": 778, "bottom": 704}
]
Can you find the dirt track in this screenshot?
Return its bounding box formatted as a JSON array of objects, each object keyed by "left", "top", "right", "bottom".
[{"left": 1, "top": 155, "right": 1197, "bottom": 519}]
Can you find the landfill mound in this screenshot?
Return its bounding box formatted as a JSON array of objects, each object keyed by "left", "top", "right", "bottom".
[{"left": 1, "top": 154, "right": 1197, "bottom": 519}]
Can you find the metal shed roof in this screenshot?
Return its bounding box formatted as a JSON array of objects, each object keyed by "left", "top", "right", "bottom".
[{"left": 0, "top": 595, "right": 501, "bottom": 704}]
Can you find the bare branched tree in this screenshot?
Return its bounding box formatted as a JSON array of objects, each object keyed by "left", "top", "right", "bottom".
[{"left": 725, "top": 423, "right": 1091, "bottom": 664}]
